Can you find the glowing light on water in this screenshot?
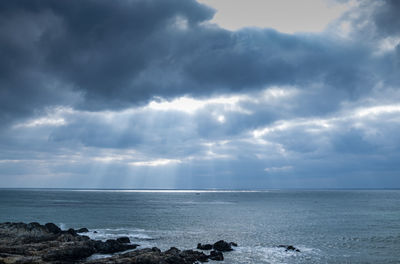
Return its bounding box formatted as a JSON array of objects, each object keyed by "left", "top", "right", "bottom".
[{"left": 71, "top": 189, "right": 268, "bottom": 193}]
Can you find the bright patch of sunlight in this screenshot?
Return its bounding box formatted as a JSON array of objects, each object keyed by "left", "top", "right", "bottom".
[
  {"left": 129, "top": 159, "right": 182, "bottom": 167},
  {"left": 253, "top": 104, "right": 400, "bottom": 138},
  {"left": 264, "top": 166, "right": 293, "bottom": 172},
  {"left": 147, "top": 95, "right": 249, "bottom": 114},
  {"left": 355, "top": 104, "right": 400, "bottom": 117},
  {"left": 14, "top": 117, "right": 66, "bottom": 128}
]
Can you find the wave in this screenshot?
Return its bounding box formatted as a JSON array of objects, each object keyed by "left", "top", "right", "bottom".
[
  {"left": 180, "top": 201, "right": 236, "bottom": 205},
  {"left": 86, "top": 228, "right": 156, "bottom": 242},
  {"left": 229, "top": 245, "right": 321, "bottom": 264},
  {"left": 59, "top": 223, "right": 67, "bottom": 230}
]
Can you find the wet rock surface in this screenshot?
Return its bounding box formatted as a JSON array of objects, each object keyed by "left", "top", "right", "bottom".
[
  {"left": 209, "top": 250, "right": 224, "bottom": 261},
  {"left": 278, "top": 244, "right": 301, "bottom": 252},
  {"left": 116, "top": 236, "right": 130, "bottom": 244},
  {"left": 197, "top": 243, "right": 213, "bottom": 250},
  {"left": 76, "top": 228, "right": 89, "bottom": 233},
  {"left": 0, "top": 222, "right": 235, "bottom": 263},
  {"left": 212, "top": 240, "right": 233, "bottom": 252}
]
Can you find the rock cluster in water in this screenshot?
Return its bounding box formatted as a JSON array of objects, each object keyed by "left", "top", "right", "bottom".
[
  {"left": 197, "top": 240, "right": 237, "bottom": 253},
  {"left": 0, "top": 222, "right": 238, "bottom": 263},
  {"left": 278, "top": 244, "right": 301, "bottom": 252}
]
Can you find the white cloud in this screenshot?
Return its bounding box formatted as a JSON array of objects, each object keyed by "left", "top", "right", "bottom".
[
  {"left": 354, "top": 104, "right": 400, "bottom": 118},
  {"left": 375, "top": 36, "right": 400, "bottom": 55},
  {"left": 129, "top": 159, "right": 182, "bottom": 167},
  {"left": 264, "top": 166, "right": 293, "bottom": 172},
  {"left": 147, "top": 95, "right": 250, "bottom": 114},
  {"left": 14, "top": 117, "right": 66, "bottom": 128}
]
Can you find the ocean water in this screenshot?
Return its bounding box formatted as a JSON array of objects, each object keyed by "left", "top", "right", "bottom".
[{"left": 1, "top": 189, "right": 400, "bottom": 263}]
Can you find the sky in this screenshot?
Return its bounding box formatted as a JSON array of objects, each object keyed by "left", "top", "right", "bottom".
[{"left": 0, "top": 0, "right": 400, "bottom": 189}]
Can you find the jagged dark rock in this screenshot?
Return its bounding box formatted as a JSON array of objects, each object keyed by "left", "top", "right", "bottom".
[
  {"left": 229, "top": 242, "right": 238, "bottom": 247},
  {"left": 278, "top": 244, "right": 301, "bottom": 252},
  {"left": 179, "top": 250, "right": 209, "bottom": 262},
  {"left": 77, "top": 227, "right": 89, "bottom": 233},
  {"left": 93, "top": 239, "right": 138, "bottom": 254},
  {"left": 197, "top": 243, "right": 213, "bottom": 250},
  {"left": 44, "top": 223, "right": 61, "bottom": 234},
  {"left": 0, "top": 222, "right": 236, "bottom": 264},
  {"left": 165, "top": 247, "right": 180, "bottom": 255},
  {"left": 209, "top": 250, "right": 224, "bottom": 261},
  {"left": 213, "top": 240, "right": 233, "bottom": 252},
  {"left": 42, "top": 243, "right": 95, "bottom": 261},
  {"left": 116, "top": 236, "right": 130, "bottom": 243},
  {"left": 0, "top": 222, "right": 139, "bottom": 263},
  {"left": 65, "top": 228, "right": 78, "bottom": 236}
]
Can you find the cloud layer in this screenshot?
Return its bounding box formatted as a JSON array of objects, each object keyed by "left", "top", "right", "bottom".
[{"left": 0, "top": 0, "right": 400, "bottom": 188}]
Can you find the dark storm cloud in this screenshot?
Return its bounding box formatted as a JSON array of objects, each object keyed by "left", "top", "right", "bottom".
[
  {"left": 1, "top": 0, "right": 400, "bottom": 188},
  {"left": 336, "top": 0, "right": 400, "bottom": 87},
  {"left": 339, "top": 0, "right": 400, "bottom": 41},
  {"left": 0, "top": 0, "right": 214, "bottom": 123},
  {"left": 0, "top": 0, "right": 392, "bottom": 127},
  {"left": 370, "top": 0, "right": 400, "bottom": 37}
]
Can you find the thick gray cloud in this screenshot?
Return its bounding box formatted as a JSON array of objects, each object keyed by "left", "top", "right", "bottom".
[
  {"left": 0, "top": 0, "right": 400, "bottom": 188},
  {"left": 368, "top": 0, "right": 400, "bottom": 37},
  {"left": 0, "top": 0, "right": 214, "bottom": 122},
  {"left": 0, "top": 0, "right": 394, "bottom": 120}
]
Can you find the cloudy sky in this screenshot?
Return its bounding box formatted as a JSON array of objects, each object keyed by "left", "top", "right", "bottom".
[{"left": 1, "top": 0, "right": 399, "bottom": 189}]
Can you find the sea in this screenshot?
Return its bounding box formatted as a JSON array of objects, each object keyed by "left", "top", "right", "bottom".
[{"left": 1, "top": 189, "right": 399, "bottom": 264}]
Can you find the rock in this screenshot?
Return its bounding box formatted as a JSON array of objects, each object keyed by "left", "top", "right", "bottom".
[
  {"left": 0, "top": 222, "right": 142, "bottom": 264},
  {"left": 42, "top": 242, "right": 96, "bottom": 261},
  {"left": 65, "top": 228, "right": 78, "bottom": 236},
  {"left": 278, "top": 245, "right": 301, "bottom": 252},
  {"left": 116, "top": 236, "right": 130, "bottom": 243},
  {"left": 165, "top": 247, "right": 181, "bottom": 255},
  {"left": 179, "top": 250, "right": 209, "bottom": 263},
  {"left": 213, "top": 240, "right": 233, "bottom": 252},
  {"left": 0, "top": 222, "right": 237, "bottom": 264},
  {"left": 0, "top": 222, "right": 58, "bottom": 243},
  {"left": 165, "top": 255, "right": 186, "bottom": 264},
  {"left": 77, "top": 227, "right": 89, "bottom": 233},
  {"left": 229, "top": 242, "right": 238, "bottom": 247},
  {"left": 93, "top": 239, "right": 138, "bottom": 254},
  {"left": 209, "top": 250, "right": 224, "bottom": 261},
  {"left": 164, "top": 247, "right": 184, "bottom": 264},
  {"left": 26, "top": 222, "right": 41, "bottom": 230},
  {"left": 197, "top": 243, "right": 213, "bottom": 250},
  {"left": 44, "top": 223, "right": 61, "bottom": 234},
  {"left": 152, "top": 247, "right": 161, "bottom": 253}
]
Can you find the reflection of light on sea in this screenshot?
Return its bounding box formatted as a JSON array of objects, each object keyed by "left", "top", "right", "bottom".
[
  {"left": 71, "top": 189, "right": 269, "bottom": 193},
  {"left": 229, "top": 245, "right": 321, "bottom": 264}
]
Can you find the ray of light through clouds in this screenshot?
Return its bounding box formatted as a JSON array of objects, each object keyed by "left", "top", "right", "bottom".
[{"left": 0, "top": 0, "right": 400, "bottom": 188}]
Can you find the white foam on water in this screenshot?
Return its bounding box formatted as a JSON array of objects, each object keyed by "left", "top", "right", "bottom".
[
  {"left": 229, "top": 245, "right": 321, "bottom": 264},
  {"left": 131, "top": 233, "right": 153, "bottom": 239},
  {"left": 86, "top": 228, "right": 155, "bottom": 242}
]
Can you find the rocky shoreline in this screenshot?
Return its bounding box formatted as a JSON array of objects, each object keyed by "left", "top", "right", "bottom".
[{"left": 0, "top": 222, "right": 237, "bottom": 263}]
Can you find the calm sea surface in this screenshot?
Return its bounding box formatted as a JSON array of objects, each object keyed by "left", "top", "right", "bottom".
[{"left": 1, "top": 189, "right": 399, "bottom": 263}]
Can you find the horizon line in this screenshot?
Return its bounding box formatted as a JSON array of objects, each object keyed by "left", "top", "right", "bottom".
[{"left": 1, "top": 187, "right": 399, "bottom": 192}]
